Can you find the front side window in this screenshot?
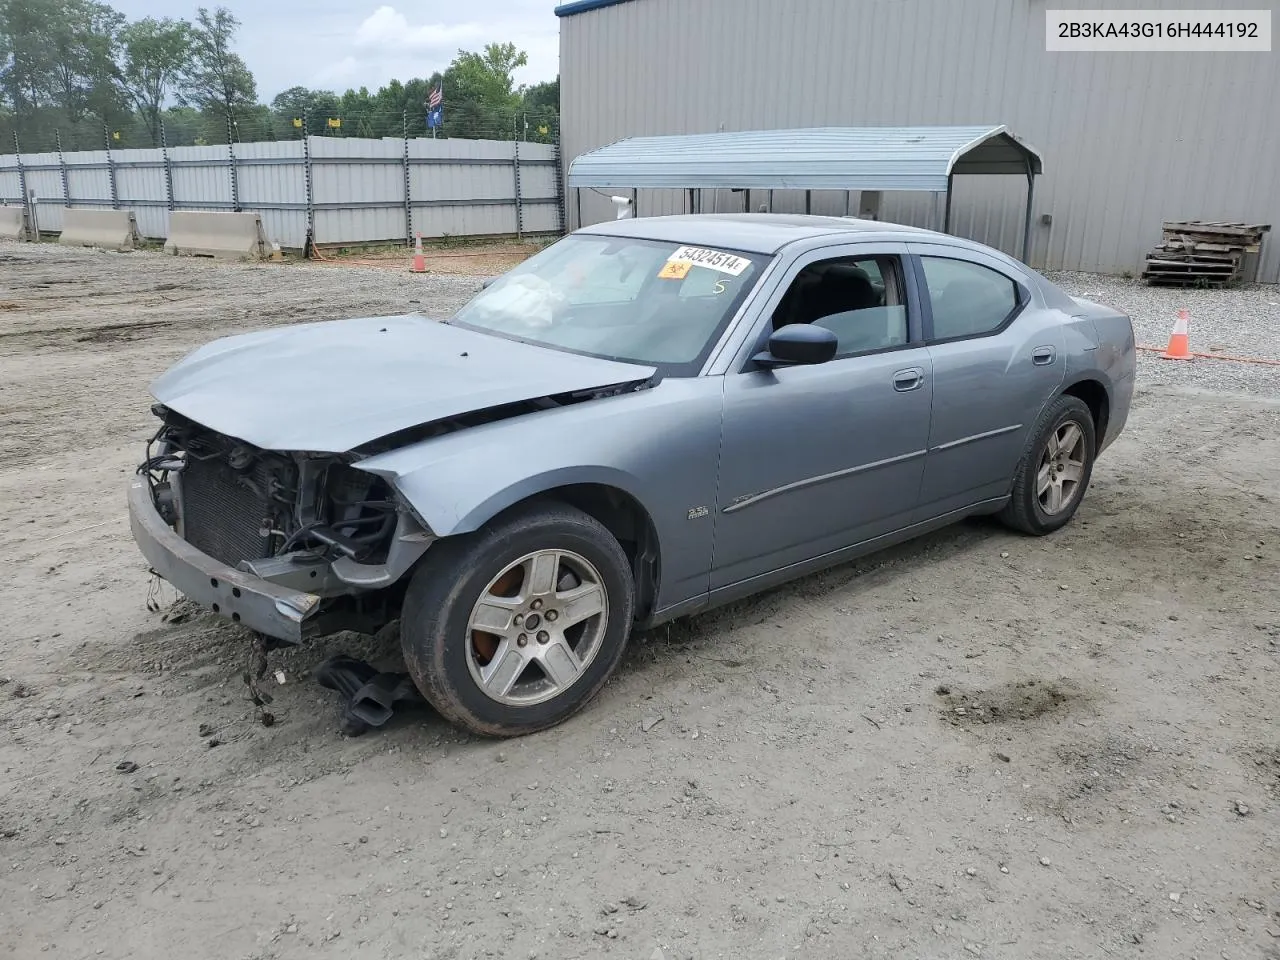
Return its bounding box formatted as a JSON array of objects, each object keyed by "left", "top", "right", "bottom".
[
  {"left": 920, "top": 256, "right": 1021, "bottom": 341},
  {"left": 451, "top": 234, "right": 767, "bottom": 376},
  {"left": 771, "top": 254, "right": 908, "bottom": 358}
]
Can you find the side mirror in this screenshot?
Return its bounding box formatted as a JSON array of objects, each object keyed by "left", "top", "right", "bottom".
[
  {"left": 752, "top": 324, "right": 837, "bottom": 369},
  {"left": 480, "top": 277, "right": 497, "bottom": 289}
]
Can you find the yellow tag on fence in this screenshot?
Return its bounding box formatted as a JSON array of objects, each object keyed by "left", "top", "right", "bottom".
[{"left": 657, "top": 260, "right": 691, "bottom": 280}]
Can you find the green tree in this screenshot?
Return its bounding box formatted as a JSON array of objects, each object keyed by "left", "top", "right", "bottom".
[
  {"left": 520, "top": 77, "right": 558, "bottom": 142},
  {"left": 0, "top": 0, "right": 127, "bottom": 147},
  {"left": 270, "top": 85, "right": 338, "bottom": 136},
  {"left": 0, "top": 0, "right": 59, "bottom": 119},
  {"left": 45, "top": 0, "right": 125, "bottom": 124},
  {"left": 157, "top": 104, "right": 203, "bottom": 145},
  {"left": 182, "top": 6, "right": 256, "bottom": 136},
  {"left": 120, "top": 17, "right": 193, "bottom": 145},
  {"left": 450, "top": 42, "right": 526, "bottom": 106},
  {"left": 441, "top": 42, "right": 527, "bottom": 138}
]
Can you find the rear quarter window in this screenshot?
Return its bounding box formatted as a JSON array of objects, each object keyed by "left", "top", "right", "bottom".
[{"left": 920, "top": 256, "right": 1021, "bottom": 341}]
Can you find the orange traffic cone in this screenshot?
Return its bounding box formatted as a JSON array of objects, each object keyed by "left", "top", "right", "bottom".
[
  {"left": 1159, "top": 309, "right": 1193, "bottom": 361},
  {"left": 410, "top": 233, "right": 426, "bottom": 273}
]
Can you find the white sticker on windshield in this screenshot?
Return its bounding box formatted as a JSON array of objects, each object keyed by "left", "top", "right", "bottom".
[{"left": 666, "top": 246, "right": 751, "bottom": 276}]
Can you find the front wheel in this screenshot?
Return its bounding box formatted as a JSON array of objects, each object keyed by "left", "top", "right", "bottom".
[
  {"left": 400, "top": 501, "right": 635, "bottom": 737},
  {"left": 999, "top": 394, "right": 1096, "bottom": 535}
]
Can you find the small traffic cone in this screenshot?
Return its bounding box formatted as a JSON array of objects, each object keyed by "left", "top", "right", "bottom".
[
  {"left": 410, "top": 233, "right": 426, "bottom": 273},
  {"left": 1159, "top": 309, "right": 1193, "bottom": 361}
]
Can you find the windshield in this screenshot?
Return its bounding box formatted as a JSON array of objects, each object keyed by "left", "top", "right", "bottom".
[{"left": 450, "top": 234, "right": 767, "bottom": 376}]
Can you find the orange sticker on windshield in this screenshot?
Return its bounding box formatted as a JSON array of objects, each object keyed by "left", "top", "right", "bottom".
[{"left": 657, "top": 260, "right": 691, "bottom": 280}]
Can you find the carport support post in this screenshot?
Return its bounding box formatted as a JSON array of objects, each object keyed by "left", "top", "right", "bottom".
[
  {"left": 942, "top": 173, "right": 954, "bottom": 234},
  {"left": 54, "top": 131, "right": 70, "bottom": 211},
  {"left": 804, "top": 190, "right": 811, "bottom": 215},
  {"left": 1021, "top": 168, "right": 1036, "bottom": 264},
  {"left": 631, "top": 187, "right": 637, "bottom": 218},
  {"left": 103, "top": 125, "right": 119, "bottom": 210},
  {"left": 573, "top": 187, "right": 581, "bottom": 230},
  {"left": 687, "top": 188, "right": 694, "bottom": 214}
]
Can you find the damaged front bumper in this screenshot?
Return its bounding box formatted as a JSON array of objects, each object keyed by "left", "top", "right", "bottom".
[{"left": 128, "top": 476, "right": 323, "bottom": 643}]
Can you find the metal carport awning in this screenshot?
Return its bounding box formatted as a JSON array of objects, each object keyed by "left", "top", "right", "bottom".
[{"left": 566, "top": 125, "right": 1044, "bottom": 261}]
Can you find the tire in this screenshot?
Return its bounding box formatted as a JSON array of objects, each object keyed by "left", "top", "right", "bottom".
[
  {"left": 998, "top": 395, "right": 1096, "bottom": 536},
  {"left": 400, "top": 500, "right": 635, "bottom": 737}
]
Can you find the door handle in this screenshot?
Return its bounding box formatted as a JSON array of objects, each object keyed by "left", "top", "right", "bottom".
[
  {"left": 892, "top": 367, "right": 924, "bottom": 392},
  {"left": 1032, "top": 346, "right": 1057, "bottom": 365}
]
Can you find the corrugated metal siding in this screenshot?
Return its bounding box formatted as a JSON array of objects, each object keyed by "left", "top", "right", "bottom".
[
  {"left": 561, "top": 0, "right": 1280, "bottom": 280},
  {"left": 312, "top": 136, "right": 404, "bottom": 245},
  {"left": 171, "top": 145, "right": 234, "bottom": 213},
  {"left": 21, "top": 152, "right": 66, "bottom": 233},
  {"left": 0, "top": 137, "right": 560, "bottom": 249},
  {"left": 236, "top": 141, "right": 307, "bottom": 248},
  {"left": 112, "top": 147, "right": 168, "bottom": 239}
]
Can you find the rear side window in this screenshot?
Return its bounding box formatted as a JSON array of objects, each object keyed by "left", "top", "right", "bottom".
[{"left": 920, "top": 256, "right": 1021, "bottom": 341}]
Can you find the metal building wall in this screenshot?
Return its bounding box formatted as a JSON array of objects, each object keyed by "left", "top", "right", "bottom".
[{"left": 560, "top": 0, "right": 1280, "bottom": 280}]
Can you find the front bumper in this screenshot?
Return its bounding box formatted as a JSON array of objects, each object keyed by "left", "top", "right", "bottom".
[{"left": 128, "top": 476, "right": 322, "bottom": 643}]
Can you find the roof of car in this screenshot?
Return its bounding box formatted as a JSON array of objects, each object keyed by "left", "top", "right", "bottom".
[{"left": 576, "top": 213, "right": 949, "bottom": 255}]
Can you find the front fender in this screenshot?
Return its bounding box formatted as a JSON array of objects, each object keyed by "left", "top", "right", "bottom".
[
  {"left": 418, "top": 463, "right": 651, "bottom": 537},
  {"left": 353, "top": 377, "right": 727, "bottom": 610}
]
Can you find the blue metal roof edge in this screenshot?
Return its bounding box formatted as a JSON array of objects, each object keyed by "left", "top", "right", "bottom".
[
  {"left": 555, "top": 0, "right": 635, "bottom": 17},
  {"left": 566, "top": 126, "right": 1043, "bottom": 191}
]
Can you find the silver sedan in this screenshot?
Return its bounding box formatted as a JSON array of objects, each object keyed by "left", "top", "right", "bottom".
[{"left": 130, "top": 214, "right": 1137, "bottom": 736}]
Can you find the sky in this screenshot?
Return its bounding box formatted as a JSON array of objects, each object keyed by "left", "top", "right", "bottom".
[{"left": 109, "top": 0, "right": 562, "bottom": 101}]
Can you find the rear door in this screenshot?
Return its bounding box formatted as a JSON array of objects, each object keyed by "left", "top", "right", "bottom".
[
  {"left": 710, "top": 243, "right": 934, "bottom": 589},
  {"left": 906, "top": 243, "right": 1065, "bottom": 518}
]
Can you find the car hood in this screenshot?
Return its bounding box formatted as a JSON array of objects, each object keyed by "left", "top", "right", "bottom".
[{"left": 149, "top": 314, "right": 656, "bottom": 453}]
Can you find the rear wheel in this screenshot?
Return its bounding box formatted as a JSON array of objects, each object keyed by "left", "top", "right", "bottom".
[
  {"left": 400, "top": 501, "right": 635, "bottom": 737},
  {"left": 999, "top": 395, "right": 1096, "bottom": 535}
]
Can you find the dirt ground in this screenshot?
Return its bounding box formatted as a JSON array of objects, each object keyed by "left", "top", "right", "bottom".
[{"left": 1, "top": 241, "right": 1278, "bottom": 960}]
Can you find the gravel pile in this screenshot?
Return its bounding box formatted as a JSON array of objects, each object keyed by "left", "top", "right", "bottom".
[{"left": 1045, "top": 271, "right": 1280, "bottom": 397}]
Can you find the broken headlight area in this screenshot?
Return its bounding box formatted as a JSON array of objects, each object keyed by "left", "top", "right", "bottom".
[{"left": 138, "top": 407, "right": 407, "bottom": 578}]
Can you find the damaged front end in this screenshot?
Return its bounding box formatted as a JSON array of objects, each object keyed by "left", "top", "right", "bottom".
[{"left": 130, "top": 405, "right": 434, "bottom": 643}]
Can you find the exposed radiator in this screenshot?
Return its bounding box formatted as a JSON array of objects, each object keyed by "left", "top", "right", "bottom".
[{"left": 178, "top": 456, "right": 274, "bottom": 566}]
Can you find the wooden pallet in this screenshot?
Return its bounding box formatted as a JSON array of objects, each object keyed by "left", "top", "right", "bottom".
[
  {"left": 1143, "top": 220, "right": 1271, "bottom": 285},
  {"left": 1162, "top": 220, "right": 1270, "bottom": 238}
]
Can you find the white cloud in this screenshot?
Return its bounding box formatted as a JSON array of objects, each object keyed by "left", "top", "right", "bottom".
[
  {"left": 311, "top": 56, "right": 361, "bottom": 87},
  {"left": 354, "top": 6, "right": 489, "bottom": 52},
  {"left": 110, "top": 0, "right": 561, "bottom": 99}
]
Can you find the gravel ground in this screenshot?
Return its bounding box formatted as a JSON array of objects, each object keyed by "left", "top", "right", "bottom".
[
  {"left": 1, "top": 242, "right": 1278, "bottom": 960},
  {"left": 1044, "top": 271, "right": 1280, "bottom": 397}
]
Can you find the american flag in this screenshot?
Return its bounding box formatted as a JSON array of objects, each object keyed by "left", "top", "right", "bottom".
[{"left": 427, "top": 83, "right": 443, "bottom": 109}]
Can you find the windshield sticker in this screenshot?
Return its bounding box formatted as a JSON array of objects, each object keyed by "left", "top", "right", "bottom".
[
  {"left": 665, "top": 246, "right": 751, "bottom": 276},
  {"left": 656, "top": 260, "right": 692, "bottom": 280}
]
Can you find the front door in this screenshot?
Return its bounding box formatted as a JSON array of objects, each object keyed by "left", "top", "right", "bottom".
[{"left": 710, "top": 246, "right": 934, "bottom": 589}]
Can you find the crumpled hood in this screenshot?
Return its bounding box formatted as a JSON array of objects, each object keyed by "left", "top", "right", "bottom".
[{"left": 150, "top": 315, "right": 655, "bottom": 453}]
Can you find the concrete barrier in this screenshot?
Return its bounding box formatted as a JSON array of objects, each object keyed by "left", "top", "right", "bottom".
[
  {"left": 164, "top": 211, "right": 271, "bottom": 260},
  {"left": 0, "top": 206, "right": 27, "bottom": 240},
  {"left": 57, "top": 208, "right": 140, "bottom": 252}
]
